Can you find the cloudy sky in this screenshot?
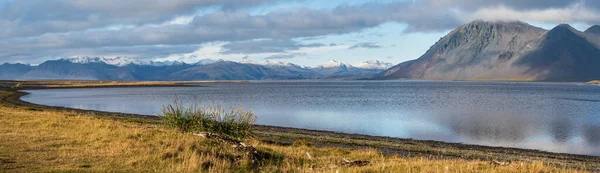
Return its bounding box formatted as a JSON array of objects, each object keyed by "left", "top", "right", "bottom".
[{"left": 0, "top": 0, "right": 599, "bottom": 66}]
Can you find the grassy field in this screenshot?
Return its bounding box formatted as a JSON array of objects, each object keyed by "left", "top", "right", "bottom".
[{"left": 0, "top": 80, "right": 599, "bottom": 172}]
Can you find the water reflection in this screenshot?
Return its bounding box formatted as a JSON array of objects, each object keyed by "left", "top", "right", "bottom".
[
  {"left": 21, "top": 81, "right": 600, "bottom": 155},
  {"left": 584, "top": 125, "right": 600, "bottom": 146},
  {"left": 550, "top": 118, "right": 573, "bottom": 143}
]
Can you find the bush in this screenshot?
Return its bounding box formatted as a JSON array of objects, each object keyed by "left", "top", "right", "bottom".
[{"left": 161, "top": 97, "right": 256, "bottom": 139}]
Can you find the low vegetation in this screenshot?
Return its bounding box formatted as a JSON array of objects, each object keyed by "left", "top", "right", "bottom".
[
  {"left": 161, "top": 98, "right": 255, "bottom": 139},
  {"left": 587, "top": 80, "right": 600, "bottom": 84},
  {"left": 0, "top": 86, "right": 598, "bottom": 172}
]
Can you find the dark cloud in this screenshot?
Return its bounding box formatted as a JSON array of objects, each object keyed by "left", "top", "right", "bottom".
[
  {"left": 221, "top": 39, "right": 325, "bottom": 54},
  {"left": 0, "top": 0, "right": 278, "bottom": 39},
  {"left": 348, "top": 42, "right": 382, "bottom": 49},
  {"left": 264, "top": 53, "right": 306, "bottom": 60}
]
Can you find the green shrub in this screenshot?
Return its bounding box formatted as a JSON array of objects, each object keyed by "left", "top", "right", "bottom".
[{"left": 161, "top": 97, "right": 256, "bottom": 139}]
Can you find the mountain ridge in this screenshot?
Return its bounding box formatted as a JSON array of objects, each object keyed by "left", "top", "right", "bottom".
[
  {"left": 380, "top": 20, "right": 600, "bottom": 82},
  {"left": 4, "top": 57, "right": 392, "bottom": 80}
]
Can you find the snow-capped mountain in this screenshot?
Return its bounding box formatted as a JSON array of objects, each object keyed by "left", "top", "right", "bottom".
[
  {"left": 242, "top": 60, "right": 304, "bottom": 68},
  {"left": 311, "top": 60, "right": 392, "bottom": 78},
  {"left": 148, "top": 61, "right": 187, "bottom": 66},
  {"left": 9, "top": 56, "right": 392, "bottom": 80},
  {"left": 65, "top": 56, "right": 190, "bottom": 67},
  {"left": 65, "top": 57, "right": 147, "bottom": 66},
  {"left": 315, "top": 60, "right": 350, "bottom": 69},
  {"left": 352, "top": 60, "right": 393, "bottom": 70},
  {"left": 194, "top": 59, "right": 223, "bottom": 65}
]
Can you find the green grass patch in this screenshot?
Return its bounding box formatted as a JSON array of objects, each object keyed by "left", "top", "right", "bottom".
[{"left": 161, "top": 97, "right": 256, "bottom": 139}]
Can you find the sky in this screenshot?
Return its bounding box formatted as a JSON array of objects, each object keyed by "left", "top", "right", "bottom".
[{"left": 0, "top": 0, "right": 599, "bottom": 67}]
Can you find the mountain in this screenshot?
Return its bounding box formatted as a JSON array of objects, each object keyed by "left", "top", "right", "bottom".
[
  {"left": 516, "top": 24, "right": 600, "bottom": 81},
  {"left": 171, "top": 61, "right": 281, "bottom": 80},
  {"left": 380, "top": 20, "right": 600, "bottom": 82},
  {"left": 66, "top": 57, "right": 147, "bottom": 66},
  {"left": 585, "top": 25, "right": 600, "bottom": 47},
  {"left": 194, "top": 59, "right": 223, "bottom": 65},
  {"left": 352, "top": 60, "right": 393, "bottom": 70},
  {"left": 0, "top": 63, "right": 33, "bottom": 80},
  {"left": 4, "top": 56, "right": 391, "bottom": 80},
  {"left": 242, "top": 60, "right": 323, "bottom": 79},
  {"left": 312, "top": 60, "right": 391, "bottom": 79},
  {"left": 20, "top": 59, "right": 136, "bottom": 80},
  {"left": 585, "top": 25, "right": 600, "bottom": 35},
  {"left": 311, "top": 60, "right": 352, "bottom": 76}
]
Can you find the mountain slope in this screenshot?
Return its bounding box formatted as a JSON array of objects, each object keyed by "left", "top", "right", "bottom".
[
  {"left": 0, "top": 63, "right": 33, "bottom": 80},
  {"left": 171, "top": 61, "right": 281, "bottom": 80},
  {"left": 6, "top": 56, "right": 392, "bottom": 81},
  {"left": 352, "top": 60, "right": 393, "bottom": 70},
  {"left": 20, "top": 60, "right": 135, "bottom": 80},
  {"left": 585, "top": 25, "right": 600, "bottom": 47},
  {"left": 381, "top": 20, "right": 600, "bottom": 81},
  {"left": 516, "top": 24, "right": 600, "bottom": 81}
]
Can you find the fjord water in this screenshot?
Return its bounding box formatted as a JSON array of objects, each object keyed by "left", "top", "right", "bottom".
[{"left": 22, "top": 81, "right": 600, "bottom": 155}]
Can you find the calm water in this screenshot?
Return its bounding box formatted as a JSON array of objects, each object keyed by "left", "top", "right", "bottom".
[{"left": 22, "top": 81, "right": 600, "bottom": 155}]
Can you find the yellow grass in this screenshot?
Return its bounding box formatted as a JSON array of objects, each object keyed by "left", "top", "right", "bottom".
[
  {"left": 0, "top": 91, "right": 589, "bottom": 172},
  {"left": 587, "top": 80, "right": 600, "bottom": 84}
]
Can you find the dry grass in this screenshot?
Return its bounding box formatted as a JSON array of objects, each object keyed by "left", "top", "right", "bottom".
[
  {"left": 0, "top": 91, "right": 589, "bottom": 172},
  {"left": 587, "top": 80, "right": 600, "bottom": 84}
]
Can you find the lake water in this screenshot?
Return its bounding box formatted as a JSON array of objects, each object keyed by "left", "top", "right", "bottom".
[{"left": 21, "top": 81, "right": 600, "bottom": 155}]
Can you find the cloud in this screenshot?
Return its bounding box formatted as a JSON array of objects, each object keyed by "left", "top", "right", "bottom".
[
  {"left": 0, "top": 1, "right": 460, "bottom": 62},
  {"left": 463, "top": 3, "right": 600, "bottom": 23},
  {"left": 423, "top": 0, "right": 577, "bottom": 10},
  {"left": 348, "top": 42, "right": 382, "bottom": 49},
  {"left": 2, "top": 0, "right": 600, "bottom": 64},
  {"left": 264, "top": 53, "right": 307, "bottom": 60},
  {"left": 221, "top": 39, "right": 325, "bottom": 54},
  {"left": 0, "top": 0, "right": 278, "bottom": 39}
]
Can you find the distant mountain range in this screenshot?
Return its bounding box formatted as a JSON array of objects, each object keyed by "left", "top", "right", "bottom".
[
  {"left": 0, "top": 57, "right": 393, "bottom": 80},
  {"left": 4, "top": 20, "right": 600, "bottom": 82},
  {"left": 379, "top": 20, "right": 600, "bottom": 82}
]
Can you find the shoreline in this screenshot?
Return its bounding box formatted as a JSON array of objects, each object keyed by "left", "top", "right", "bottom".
[{"left": 2, "top": 80, "right": 600, "bottom": 171}]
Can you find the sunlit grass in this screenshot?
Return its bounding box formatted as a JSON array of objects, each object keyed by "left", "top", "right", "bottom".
[{"left": 161, "top": 97, "right": 256, "bottom": 139}]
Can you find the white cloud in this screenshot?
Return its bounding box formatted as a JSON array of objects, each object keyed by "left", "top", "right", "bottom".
[{"left": 463, "top": 3, "right": 600, "bottom": 23}]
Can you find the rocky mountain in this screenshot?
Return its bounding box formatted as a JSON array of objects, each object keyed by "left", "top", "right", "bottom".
[
  {"left": 20, "top": 59, "right": 136, "bottom": 80},
  {"left": 312, "top": 60, "right": 352, "bottom": 76},
  {"left": 380, "top": 20, "right": 600, "bottom": 82},
  {"left": 0, "top": 63, "right": 33, "bottom": 80},
  {"left": 241, "top": 60, "right": 323, "bottom": 79},
  {"left": 585, "top": 25, "right": 600, "bottom": 47},
  {"left": 5, "top": 57, "right": 391, "bottom": 80},
  {"left": 352, "top": 60, "right": 393, "bottom": 70},
  {"left": 312, "top": 60, "right": 392, "bottom": 79}
]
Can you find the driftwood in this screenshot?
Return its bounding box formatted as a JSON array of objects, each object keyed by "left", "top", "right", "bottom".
[
  {"left": 305, "top": 151, "right": 313, "bottom": 160},
  {"left": 490, "top": 160, "right": 509, "bottom": 166},
  {"left": 195, "top": 132, "right": 260, "bottom": 163},
  {"left": 342, "top": 158, "right": 371, "bottom": 167}
]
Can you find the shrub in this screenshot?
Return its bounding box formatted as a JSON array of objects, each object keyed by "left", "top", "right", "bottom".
[{"left": 161, "top": 97, "right": 256, "bottom": 139}]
